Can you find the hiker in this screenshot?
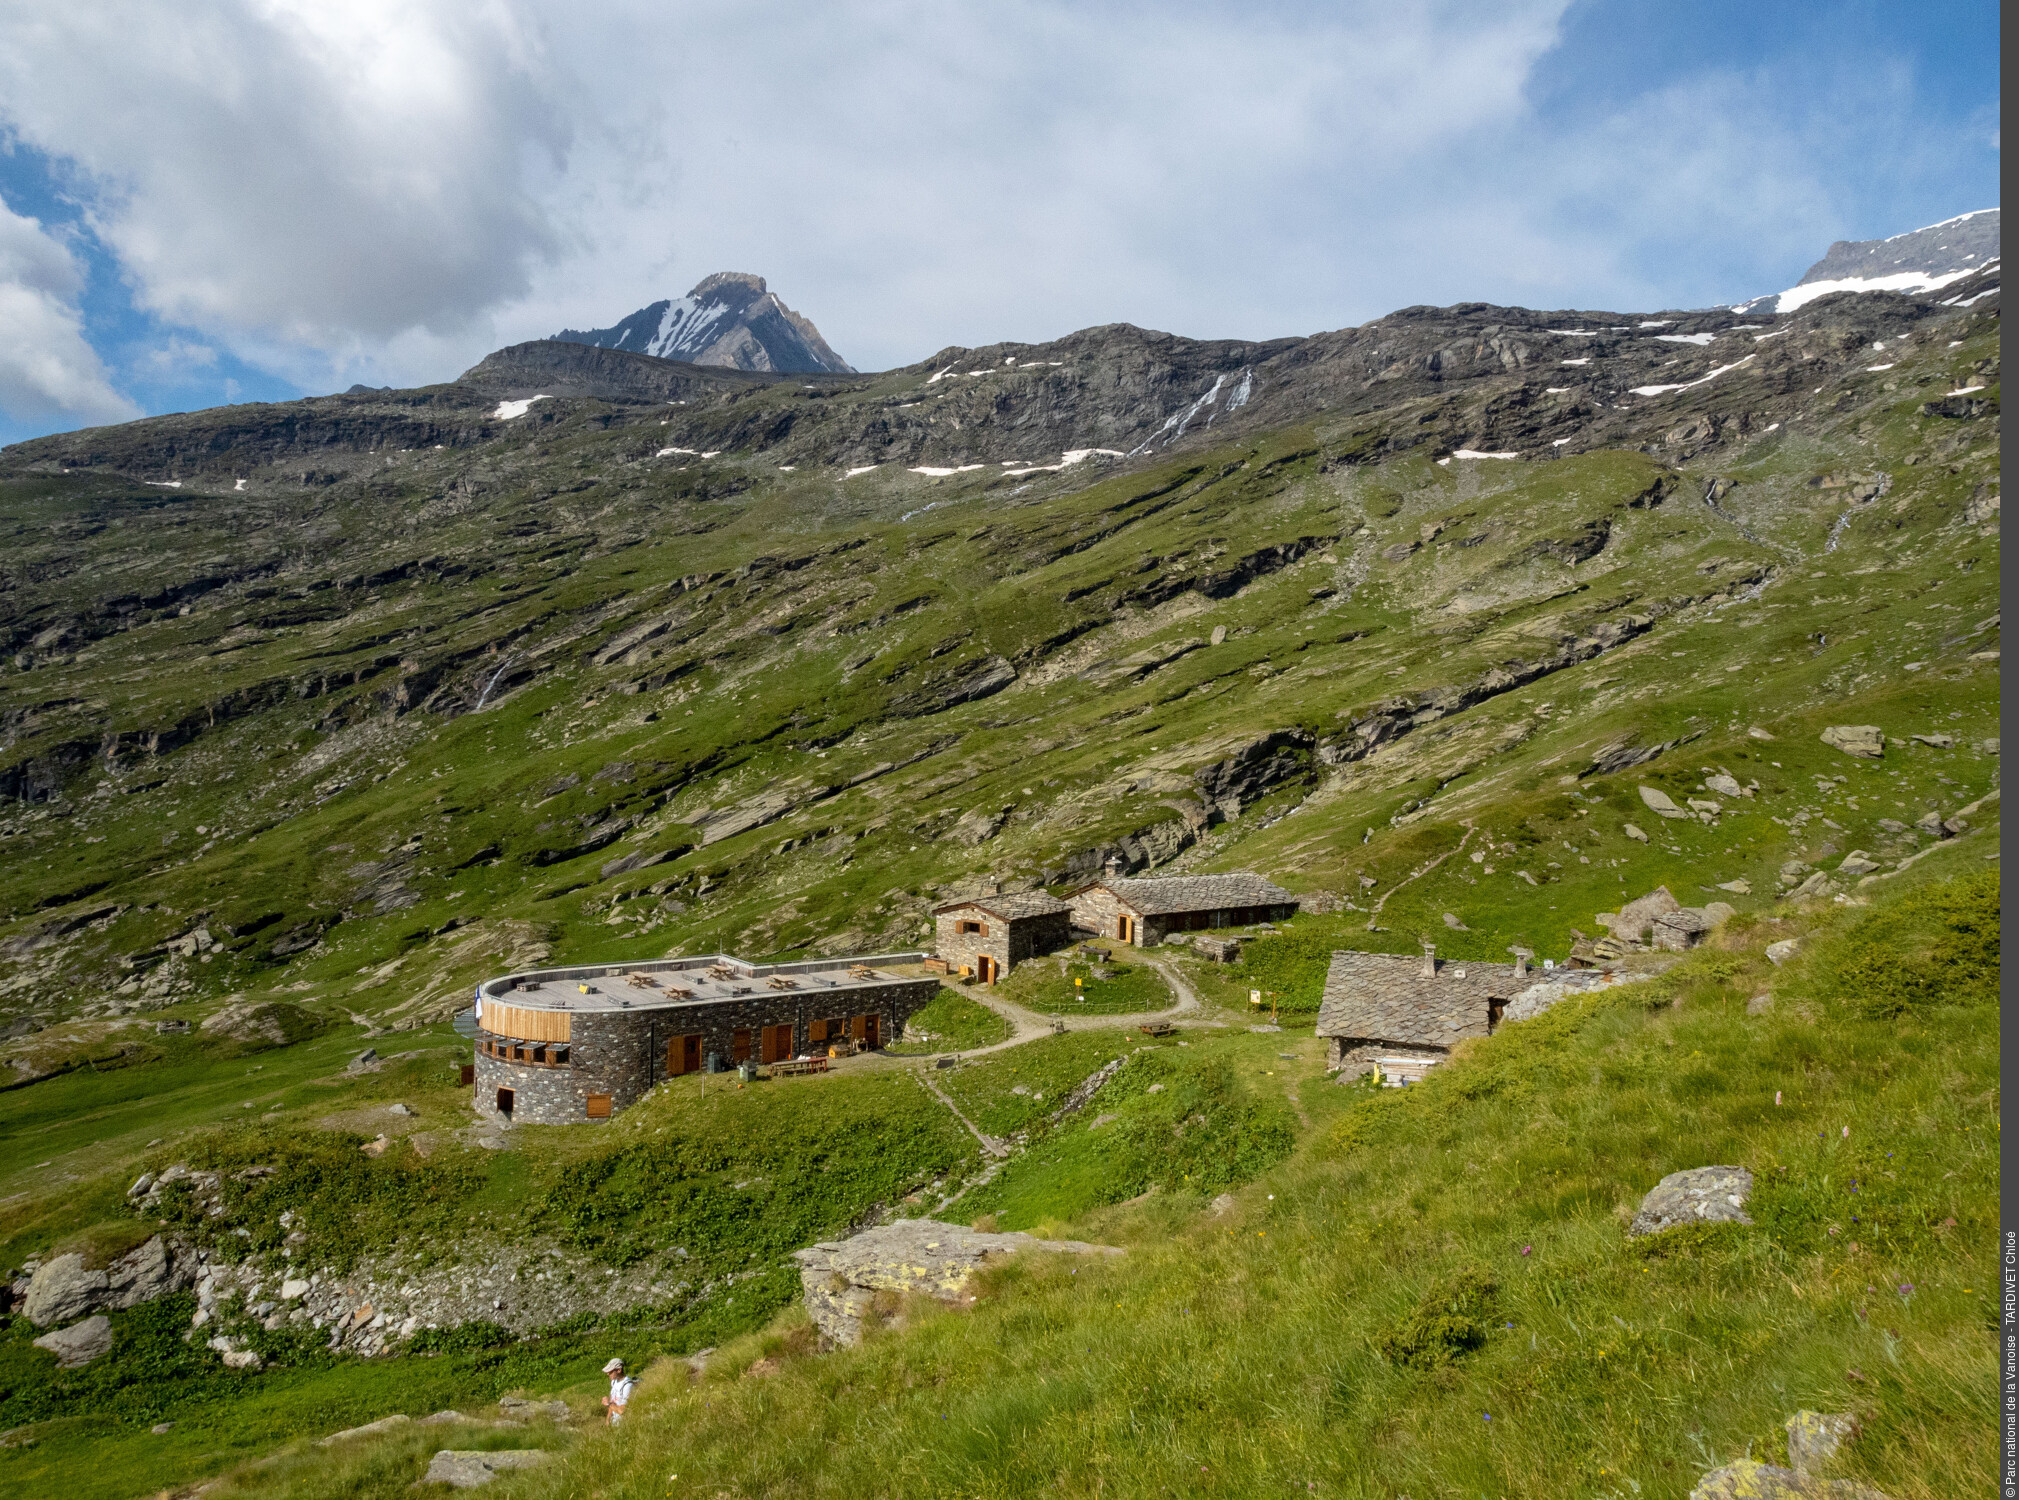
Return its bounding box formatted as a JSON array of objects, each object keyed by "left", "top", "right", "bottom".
[{"left": 602, "top": 1357, "right": 637, "bottom": 1425}]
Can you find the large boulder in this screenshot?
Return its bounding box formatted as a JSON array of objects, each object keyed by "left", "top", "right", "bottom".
[
  {"left": 1638, "top": 786, "right": 1689, "bottom": 819},
  {"left": 1651, "top": 908, "right": 1715, "bottom": 952},
  {"left": 22, "top": 1254, "right": 107, "bottom": 1328},
  {"left": 1820, "top": 725, "right": 1885, "bottom": 759},
  {"left": 423, "top": 1450, "right": 551, "bottom": 1488},
  {"left": 32, "top": 1314, "right": 113, "bottom": 1368},
  {"left": 22, "top": 1236, "right": 193, "bottom": 1327},
  {"left": 793, "top": 1218, "right": 1121, "bottom": 1347},
  {"left": 1628, "top": 1166, "right": 1754, "bottom": 1237},
  {"left": 1599, "top": 886, "right": 1682, "bottom": 944},
  {"left": 1689, "top": 1459, "right": 1888, "bottom": 1498}
]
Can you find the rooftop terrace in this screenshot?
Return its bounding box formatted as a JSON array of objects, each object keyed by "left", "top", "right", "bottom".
[{"left": 477, "top": 952, "right": 926, "bottom": 1014}]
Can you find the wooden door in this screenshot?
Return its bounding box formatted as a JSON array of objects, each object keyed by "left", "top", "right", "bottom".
[
  {"left": 862, "top": 1014, "right": 880, "bottom": 1049},
  {"left": 851, "top": 1014, "right": 867, "bottom": 1042},
  {"left": 732, "top": 1029, "right": 753, "bottom": 1063},
  {"left": 666, "top": 1034, "right": 703, "bottom": 1076},
  {"left": 762, "top": 1024, "right": 793, "bottom": 1063},
  {"left": 1117, "top": 915, "right": 1133, "bottom": 943}
]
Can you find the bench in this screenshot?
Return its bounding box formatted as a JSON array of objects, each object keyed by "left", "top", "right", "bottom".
[
  {"left": 771, "top": 1057, "right": 830, "bottom": 1078},
  {"left": 1138, "top": 1021, "right": 1175, "bottom": 1037}
]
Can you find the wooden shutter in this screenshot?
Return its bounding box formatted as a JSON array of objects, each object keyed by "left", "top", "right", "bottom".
[
  {"left": 809, "top": 1018, "right": 828, "bottom": 1042},
  {"left": 585, "top": 1093, "right": 613, "bottom": 1119},
  {"left": 732, "top": 1029, "right": 752, "bottom": 1063}
]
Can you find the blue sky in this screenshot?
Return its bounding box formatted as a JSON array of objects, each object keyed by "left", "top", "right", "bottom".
[{"left": 0, "top": 0, "right": 1998, "bottom": 447}]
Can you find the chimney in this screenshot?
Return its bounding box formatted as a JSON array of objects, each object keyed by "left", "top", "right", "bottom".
[
  {"left": 1508, "top": 946, "right": 1532, "bottom": 978},
  {"left": 1420, "top": 941, "right": 1437, "bottom": 979},
  {"left": 1105, "top": 853, "right": 1126, "bottom": 879}
]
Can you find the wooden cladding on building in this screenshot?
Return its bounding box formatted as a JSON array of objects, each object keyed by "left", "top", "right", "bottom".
[{"left": 480, "top": 1001, "right": 571, "bottom": 1043}]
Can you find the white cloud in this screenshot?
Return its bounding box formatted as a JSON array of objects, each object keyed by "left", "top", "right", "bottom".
[
  {"left": 0, "top": 0, "right": 1998, "bottom": 397},
  {"left": 0, "top": 195, "right": 137, "bottom": 425},
  {"left": 0, "top": 0, "right": 567, "bottom": 373}
]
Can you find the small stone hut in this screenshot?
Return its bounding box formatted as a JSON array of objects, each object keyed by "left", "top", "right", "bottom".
[
  {"left": 471, "top": 952, "right": 936, "bottom": 1124},
  {"left": 1066, "top": 872, "right": 1298, "bottom": 947},
  {"left": 932, "top": 891, "right": 1073, "bottom": 983},
  {"left": 1314, "top": 944, "right": 1532, "bottom": 1081}
]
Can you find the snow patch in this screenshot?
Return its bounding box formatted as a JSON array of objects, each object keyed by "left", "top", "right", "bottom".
[
  {"left": 1864, "top": 364, "right": 1895, "bottom": 372},
  {"left": 1061, "top": 448, "right": 1125, "bottom": 465},
  {"left": 1558, "top": 358, "right": 1590, "bottom": 367},
  {"left": 1774, "top": 263, "right": 1990, "bottom": 313},
  {"left": 145, "top": 480, "right": 183, "bottom": 488},
  {"left": 1655, "top": 333, "right": 1716, "bottom": 346},
  {"left": 1629, "top": 355, "right": 1755, "bottom": 398},
  {"left": 1637, "top": 320, "right": 1672, "bottom": 328},
  {"left": 1753, "top": 329, "right": 1790, "bottom": 341},
  {"left": 908, "top": 464, "right": 987, "bottom": 476},
  {"left": 656, "top": 447, "right": 700, "bottom": 457},
  {"left": 1946, "top": 384, "right": 1987, "bottom": 396},
  {"left": 1449, "top": 449, "right": 1520, "bottom": 460},
  {"left": 493, "top": 395, "right": 549, "bottom": 420},
  {"left": 1544, "top": 386, "right": 1572, "bottom": 393},
  {"left": 233, "top": 479, "right": 247, "bottom": 492},
  {"left": 1547, "top": 329, "right": 1597, "bottom": 336},
  {"left": 842, "top": 465, "right": 881, "bottom": 479}
]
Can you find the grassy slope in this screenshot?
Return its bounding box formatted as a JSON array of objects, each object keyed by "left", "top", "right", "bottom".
[{"left": 488, "top": 857, "right": 1993, "bottom": 1500}]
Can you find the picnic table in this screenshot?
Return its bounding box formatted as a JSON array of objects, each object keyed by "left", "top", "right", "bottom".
[
  {"left": 771, "top": 1056, "right": 831, "bottom": 1078},
  {"left": 1138, "top": 1021, "right": 1175, "bottom": 1038}
]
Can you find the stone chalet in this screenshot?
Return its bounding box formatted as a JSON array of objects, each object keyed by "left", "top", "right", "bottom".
[
  {"left": 1067, "top": 873, "right": 1299, "bottom": 948},
  {"left": 932, "top": 891, "right": 1074, "bottom": 983},
  {"left": 1314, "top": 944, "right": 1535, "bottom": 1082},
  {"left": 471, "top": 952, "right": 936, "bottom": 1124}
]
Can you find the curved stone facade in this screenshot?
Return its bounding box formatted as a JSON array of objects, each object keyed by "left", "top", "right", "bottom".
[{"left": 471, "top": 952, "right": 935, "bottom": 1125}]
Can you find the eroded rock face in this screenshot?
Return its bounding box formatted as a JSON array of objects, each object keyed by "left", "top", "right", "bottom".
[
  {"left": 1629, "top": 1166, "right": 1754, "bottom": 1238},
  {"left": 793, "top": 1218, "right": 1121, "bottom": 1347},
  {"left": 19, "top": 1235, "right": 191, "bottom": 1328},
  {"left": 32, "top": 1313, "right": 112, "bottom": 1368}
]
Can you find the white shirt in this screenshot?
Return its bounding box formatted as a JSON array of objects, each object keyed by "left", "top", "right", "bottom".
[{"left": 608, "top": 1374, "right": 637, "bottom": 1407}]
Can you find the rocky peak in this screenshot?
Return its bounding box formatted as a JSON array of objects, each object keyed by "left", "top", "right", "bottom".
[{"left": 553, "top": 272, "right": 855, "bottom": 375}]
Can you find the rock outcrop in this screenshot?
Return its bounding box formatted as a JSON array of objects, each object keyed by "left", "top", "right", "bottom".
[
  {"left": 424, "top": 1450, "right": 551, "bottom": 1489},
  {"left": 1628, "top": 1166, "right": 1754, "bottom": 1237},
  {"left": 19, "top": 1235, "right": 194, "bottom": 1328},
  {"left": 32, "top": 1313, "right": 113, "bottom": 1368},
  {"left": 1688, "top": 1459, "right": 1888, "bottom": 1499},
  {"left": 793, "top": 1218, "right": 1122, "bottom": 1347}
]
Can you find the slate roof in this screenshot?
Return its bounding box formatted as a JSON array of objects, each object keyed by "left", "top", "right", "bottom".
[
  {"left": 1071, "top": 873, "right": 1298, "bottom": 916},
  {"left": 932, "top": 891, "right": 1072, "bottom": 921},
  {"left": 1314, "top": 950, "right": 1529, "bottom": 1048}
]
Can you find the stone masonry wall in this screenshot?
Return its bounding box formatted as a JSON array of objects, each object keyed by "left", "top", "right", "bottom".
[
  {"left": 475, "top": 978, "right": 939, "bottom": 1123},
  {"left": 1068, "top": 889, "right": 1138, "bottom": 944},
  {"left": 934, "top": 912, "right": 1071, "bottom": 978}
]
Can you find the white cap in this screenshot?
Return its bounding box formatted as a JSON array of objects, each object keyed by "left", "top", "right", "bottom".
[{"left": 603, "top": 1358, "right": 624, "bottom": 1373}]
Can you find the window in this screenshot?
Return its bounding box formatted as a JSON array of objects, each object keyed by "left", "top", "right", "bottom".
[
  {"left": 956, "top": 919, "right": 986, "bottom": 935},
  {"left": 585, "top": 1094, "right": 613, "bottom": 1119}
]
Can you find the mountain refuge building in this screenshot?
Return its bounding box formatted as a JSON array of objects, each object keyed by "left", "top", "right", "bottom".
[
  {"left": 1066, "top": 873, "right": 1299, "bottom": 947},
  {"left": 1314, "top": 944, "right": 1531, "bottom": 1083},
  {"left": 471, "top": 952, "right": 935, "bottom": 1123},
  {"left": 931, "top": 891, "right": 1074, "bottom": 983}
]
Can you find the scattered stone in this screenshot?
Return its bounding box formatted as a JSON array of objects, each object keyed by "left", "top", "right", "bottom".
[
  {"left": 1193, "top": 935, "right": 1241, "bottom": 962},
  {"left": 387, "top": 1103, "right": 417, "bottom": 1117},
  {"left": 1702, "top": 902, "right": 1737, "bottom": 926},
  {"left": 32, "top": 1315, "right": 112, "bottom": 1368},
  {"left": 1765, "top": 938, "right": 1801, "bottom": 966},
  {"left": 1837, "top": 851, "right": 1880, "bottom": 877},
  {"left": 281, "top": 1278, "right": 310, "bottom": 1300},
  {"left": 1820, "top": 725, "right": 1885, "bottom": 759},
  {"left": 423, "top": 1450, "right": 551, "bottom": 1488},
  {"left": 743, "top": 1357, "right": 781, "bottom": 1379},
  {"left": 1980, "top": 738, "right": 1999, "bottom": 755},
  {"left": 347, "top": 1048, "right": 380, "bottom": 1073},
  {"left": 421, "top": 1411, "right": 470, "bottom": 1425},
  {"left": 221, "top": 1348, "right": 264, "bottom": 1370},
  {"left": 1638, "top": 785, "right": 1688, "bottom": 818},
  {"left": 1441, "top": 912, "right": 1468, "bottom": 930},
  {"left": 1688, "top": 1459, "right": 1888, "bottom": 1498},
  {"left": 150, "top": 1422, "right": 173, "bottom": 1435},
  {"left": 1746, "top": 994, "right": 1774, "bottom": 1015},
  {"left": 1786, "top": 1410, "right": 1860, "bottom": 1474},
  {"left": 1628, "top": 1165, "right": 1753, "bottom": 1237},
  {"left": 1914, "top": 810, "right": 1947, "bottom": 835},
  {"left": 1704, "top": 772, "right": 1746, "bottom": 798},
  {"left": 1622, "top": 823, "right": 1648, "bottom": 843},
  {"left": 498, "top": 1396, "right": 571, "bottom": 1423},
  {"left": 1089, "top": 1113, "right": 1118, "bottom": 1129},
  {"left": 320, "top": 1413, "right": 413, "bottom": 1446},
  {"left": 1747, "top": 726, "right": 1777, "bottom": 740},
  {"left": 1788, "top": 871, "right": 1831, "bottom": 899},
  {"left": 1910, "top": 733, "right": 1954, "bottom": 749},
  {"left": 1876, "top": 819, "right": 1908, "bottom": 833},
  {"left": 793, "top": 1218, "right": 1122, "bottom": 1346},
  {"left": 360, "top": 1135, "right": 390, "bottom": 1157},
  {"left": 1716, "top": 879, "right": 1751, "bottom": 895}
]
